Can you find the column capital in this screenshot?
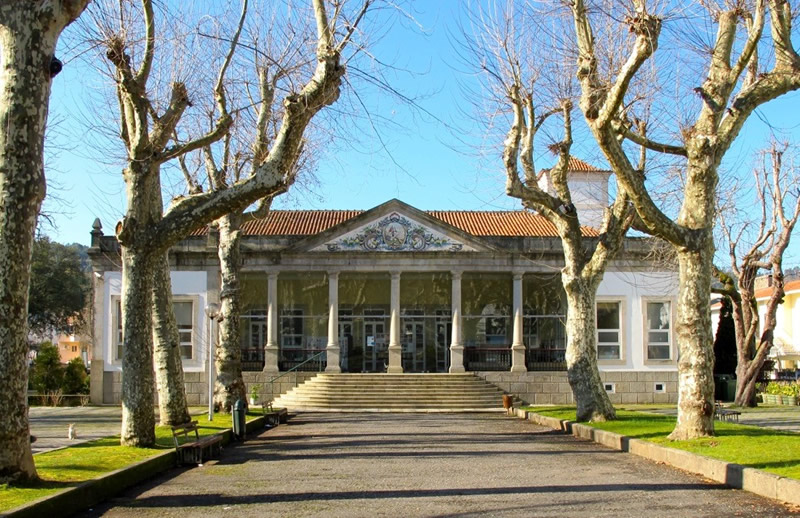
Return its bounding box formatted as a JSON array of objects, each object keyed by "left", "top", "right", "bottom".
[
  {"left": 512, "top": 271, "right": 525, "bottom": 281},
  {"left": 451, "top": 270, "right": 463, "bottom": 280},
  {"left": 390, "top": 271, "right": 402, "bottom": 280},
  {"left": 267, "top": 271, "right": 279, "bottom": 280},
  {"left": 327, "top": 270, "right": 340, "bottom": 280}
]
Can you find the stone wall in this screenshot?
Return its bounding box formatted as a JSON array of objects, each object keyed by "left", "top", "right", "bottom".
[
  {"left": 98, "top": 370, "right": 320, "bottom": 405},
  {"left": 477, "top": 370, "right": 679, "bottom": 405}
]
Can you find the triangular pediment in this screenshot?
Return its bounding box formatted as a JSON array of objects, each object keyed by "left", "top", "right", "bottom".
[{"left": 289, "top": 200, "right": 494, "bottom": 253}]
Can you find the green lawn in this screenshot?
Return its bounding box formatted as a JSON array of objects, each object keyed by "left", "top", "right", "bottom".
[
  {"left": 524, "top": 406, "right": 800, "bottom": 480},
  {"left": 0, "top": 412, "right": 258, "bottom": 512}
]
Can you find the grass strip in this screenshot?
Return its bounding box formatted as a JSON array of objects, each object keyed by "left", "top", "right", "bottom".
[
  {"left": 0, "top": 411, "right": 259, "bottom": 512},
  {"left": 523, "top": 406, "right": 800, "bottom": 480}
]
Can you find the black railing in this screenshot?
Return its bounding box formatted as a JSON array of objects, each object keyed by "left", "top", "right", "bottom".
[
  {"left": 464, "top": 347, "right": 511, "bottom": 371},
  {"left": 279, "top": 348, "right": 326, "bottom": 372},
  {"left": 527, "top": 348, "right": 567, "bottom": 371},
  {"left": 241, "top": 348, "right": 265, "bottom": 372}
]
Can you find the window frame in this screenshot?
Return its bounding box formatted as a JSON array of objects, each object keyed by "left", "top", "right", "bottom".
[
  {"left": 111, "top": 296, "right": 123, "bottom": 363},
  {"left": 643, "top": 298, "right": 675, "bottom": 363},
  {"left": 172, "top": 297, "right": 198, "bottom": 361},
  {"left": 111, "top": 295, "right": 201, "bottom": 365},
  {"left": 596, "top": 298, "right": 625, "bottom": 363}
]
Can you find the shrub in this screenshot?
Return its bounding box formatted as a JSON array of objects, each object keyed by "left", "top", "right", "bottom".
[
  {"left": 32, "top": 342, "right": 64, "bottom": 394},
  {"left": 766, "top": 381, "right": 782, "bottom": 395},
  {"left": 62, "top": 357, "right": 89, "bottom": 394}
]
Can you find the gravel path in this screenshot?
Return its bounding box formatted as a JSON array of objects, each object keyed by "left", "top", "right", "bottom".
[{"left": 75, "top": 413, "right": 797, "bottom": 518}]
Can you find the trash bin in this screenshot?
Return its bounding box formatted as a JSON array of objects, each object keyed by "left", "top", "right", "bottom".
[
  {"left": 232, "top": 399, "right": 247, "bottom": 440},
  {"left": 715, "top": 375, "right": 736, "bottom": 402}
]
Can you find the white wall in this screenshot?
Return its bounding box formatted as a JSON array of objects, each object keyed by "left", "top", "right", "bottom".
[
  {"left": 597, "top": 270, "right": 679, "bottom": 372},
  {"left": 102, "top": 271, "right": 209, "bottom": 372}
]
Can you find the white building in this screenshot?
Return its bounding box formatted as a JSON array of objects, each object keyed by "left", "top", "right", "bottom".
[{"left": 88, "top": 160, "right": 679, "bottom": 405}]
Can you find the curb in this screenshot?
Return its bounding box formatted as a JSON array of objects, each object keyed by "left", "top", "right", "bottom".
[
  {"left": 514, "top": 408, "right": 800, "bottom": 507},
  {"left": 4, "top": 415, "right": 269, "bottom": 518}
]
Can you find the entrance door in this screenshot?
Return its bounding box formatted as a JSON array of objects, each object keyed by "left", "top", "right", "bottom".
[
  {"left": 363, "top": 319, "right": 387, "bottom": 372},
  {"left": 435, "top": 320, "right": 451, "bottom": 372},
  {"left": 402, "top": 321, "right": 425, "bottom": 372}
]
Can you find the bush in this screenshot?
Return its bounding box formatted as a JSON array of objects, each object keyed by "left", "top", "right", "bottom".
[
  {"left": 62, "top": 357, "right": 89, "bottom": 395},
  {"left": 32, "top": 342, "right": 64, "bottom": 394}
]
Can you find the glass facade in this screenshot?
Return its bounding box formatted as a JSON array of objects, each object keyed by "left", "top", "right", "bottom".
[
  {"left": 523, "top": 274, "right": 567, "bottom": 370},
  {"left": 236, "top": 270, "right": 570, "bottom": 373}
]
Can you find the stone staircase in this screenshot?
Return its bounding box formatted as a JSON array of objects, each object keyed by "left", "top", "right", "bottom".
[{"left": 272, "top": 373, "right": 507, "bottom": 412}]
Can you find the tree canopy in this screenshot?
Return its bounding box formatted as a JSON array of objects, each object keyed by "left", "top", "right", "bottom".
[{"left": 28, "top": 237, "right": 90, "bottom": 336}]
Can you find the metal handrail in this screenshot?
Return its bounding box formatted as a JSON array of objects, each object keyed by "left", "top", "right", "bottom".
[{"left": 268, "top": 350, "right": 326, "bottom": 403}]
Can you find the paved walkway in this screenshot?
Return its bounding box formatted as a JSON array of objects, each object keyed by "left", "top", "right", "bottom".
[
  {"left": 29, "top": 406, "right": 124, "bottom": 453},
  {"left": 75, "top": 413, "right": 796, "bottom": 518}
]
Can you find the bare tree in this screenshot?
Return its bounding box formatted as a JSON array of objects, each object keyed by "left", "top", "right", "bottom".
[
  {"left": 0, "top": 0, "right": 90, "bottom": 482},
  {"left": 175, "top": 4, "right": 316, "bottom": 410},
  {"left": 95, "top": 0, "right": 370, "bottom": 447},
  {"left": 714, "top": 142, "right": 800, "bottom": 406},
  {"left": 567, "top": 0, "right": 800, "bottom": 439},
  {"left": 462, "top": 3, "right": 641, "bottom": 421}
]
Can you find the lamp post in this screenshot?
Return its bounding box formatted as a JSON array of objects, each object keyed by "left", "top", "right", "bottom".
[{"left": 204, "top": 303, "right": 220, "bottom": 422}]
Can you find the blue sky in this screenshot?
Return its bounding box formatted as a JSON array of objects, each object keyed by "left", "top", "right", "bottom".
[{"left": 43, "top": 1, "right": 800, "bottom": 267}]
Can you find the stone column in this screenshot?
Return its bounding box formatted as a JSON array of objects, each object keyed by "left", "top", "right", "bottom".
[
  {"left": 511, "top": 272, "right": 527, "bottom": 372},
  {"left": 263, "top": 272, "right": 279, "bottom": 374},
  {"left": 325, "top": 271, "right": 341, "bottom": 373},
  {"left": 387, "top": 271, "right": 403, "bottom": 373},
  {"left": 449, "top": 271, "right": 465, "bottom": 373}
]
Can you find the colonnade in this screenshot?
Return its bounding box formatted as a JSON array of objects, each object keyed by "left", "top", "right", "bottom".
[{"left": 260, "top": 270, "right": 527, "bottom": 374}]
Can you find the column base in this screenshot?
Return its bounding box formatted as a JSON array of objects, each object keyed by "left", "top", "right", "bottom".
[
  {"left": 449, "top": 344, "right": 465, "bottom": 373},
  {"left": 387, "top": 345, "right": 403, "bottom": 373},
  {"left": 263, "top": 344, "right": 280, "bottom": 374},
  {"left": 510, "top": 344, "right": 527, "bottom": 373},
  {"left": 325, "top": 345, "right": 341, "bottom": 373}
]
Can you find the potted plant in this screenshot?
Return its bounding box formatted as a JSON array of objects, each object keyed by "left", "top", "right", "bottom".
[
  {"left": 764, "top": 382, "right": 781, "bottom": 405},
  {"left": 249, "top": 384, "right": 261, "bottom": 406},
  {"left": 782, "top": 383, "right": 798, "bottom": 406}
]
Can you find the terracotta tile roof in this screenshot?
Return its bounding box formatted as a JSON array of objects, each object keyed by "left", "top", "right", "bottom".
[
  {"left": 428, "top": 211, "right": 598, "bottom": 237},
  {"left": 536, "top": 157, "right": 610, "bottom": 181},
  {"left": 566, "top": 157, "right": 609, "bottom": 172},
  {"left": 189, "top": 209, "right": 598, "bottom": 238},
  {"left": 242, "top": 210, "right": 361, "bottom": 236},
  {"left": 755, "top": 279, "right": 800, "bottom": 299}
]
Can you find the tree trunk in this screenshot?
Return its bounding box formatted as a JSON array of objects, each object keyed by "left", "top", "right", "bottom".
[
  {"left": 214, "top": 213, "right": 246, "bottom": 411},
  {"left": 563, "top": 276, "right": 616, "bottom": 422},
  {"left": 119, "top": 246, "right": 157, "bottom": 446},
  {"left": 152, "top": 253, "right": 191, "bottom": 425},
  {"left": 118, "top": 161, "right": 164, "bottom": 447},
  {"left": 0, "top": 12, "right": 55, "bottom": 481},
  {"left": 669, "top": 242, "right": 715, "bottom": 440}
]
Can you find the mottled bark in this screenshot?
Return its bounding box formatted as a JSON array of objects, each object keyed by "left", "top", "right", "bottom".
[
  {"left": 564, "top": 277, "right": 616, "bottom": 422},
  {"left": 670, "top": 244, "right": 716, "bottom": 440},
  {"left": 108, "top": 0, "right": 357, "bottom": 445},
  {"left": 119, "top": 245, "right": 157, "bottom": 446},
  {"left": 569, "top": 0, "right": 800, "bottom": 439},
  {"left": 214, "top": 212, "right": 246, "bottom": 411},
  {"left": 152, "top": 253, "right": 191, "bottom": 424},
  {"left": 0, "top": 0, "right": 89, "bottom": 482}
]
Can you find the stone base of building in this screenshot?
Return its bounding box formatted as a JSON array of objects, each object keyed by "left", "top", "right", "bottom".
[
  {"left": 93, "top": 371, "right": 320, "bottom": 406},
  {"left": 476, "top": 371, "right": 679, "bottom": 405}
]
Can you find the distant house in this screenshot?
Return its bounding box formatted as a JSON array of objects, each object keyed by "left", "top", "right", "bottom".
[{"left": 87, "top": 159, "right": 680, "bottom": 406}]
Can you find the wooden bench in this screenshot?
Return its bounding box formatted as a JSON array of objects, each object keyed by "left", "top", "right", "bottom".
[
  {"left": 262, "top": 402, "right": 289, "bottom": 426},
  {"left": 171, "top": 421, "right": 223, "bottom": 466},
  {"left": 714, "top": 401, "right": 741, "bottom": 422}
]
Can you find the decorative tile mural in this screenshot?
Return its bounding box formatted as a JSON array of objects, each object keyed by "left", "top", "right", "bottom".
[{"left": 314, "top": 212, "right": 474, "bottom": 252}]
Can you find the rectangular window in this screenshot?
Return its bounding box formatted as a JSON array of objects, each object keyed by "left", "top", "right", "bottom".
[
  {"left": 115, "top": 300, "right": 124, "bottom": 360},
  {"left": 646, "top": 301, "right": 671, "bottom": 360},
  {"left": 173, "top": 301, "right": 194, "bottom": 360},
  {"left": 281, "top": 309, "right": 304, "bottom": 348},
  {"left": 596, "top": 302, "right": 621, "bottom": 360}
]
